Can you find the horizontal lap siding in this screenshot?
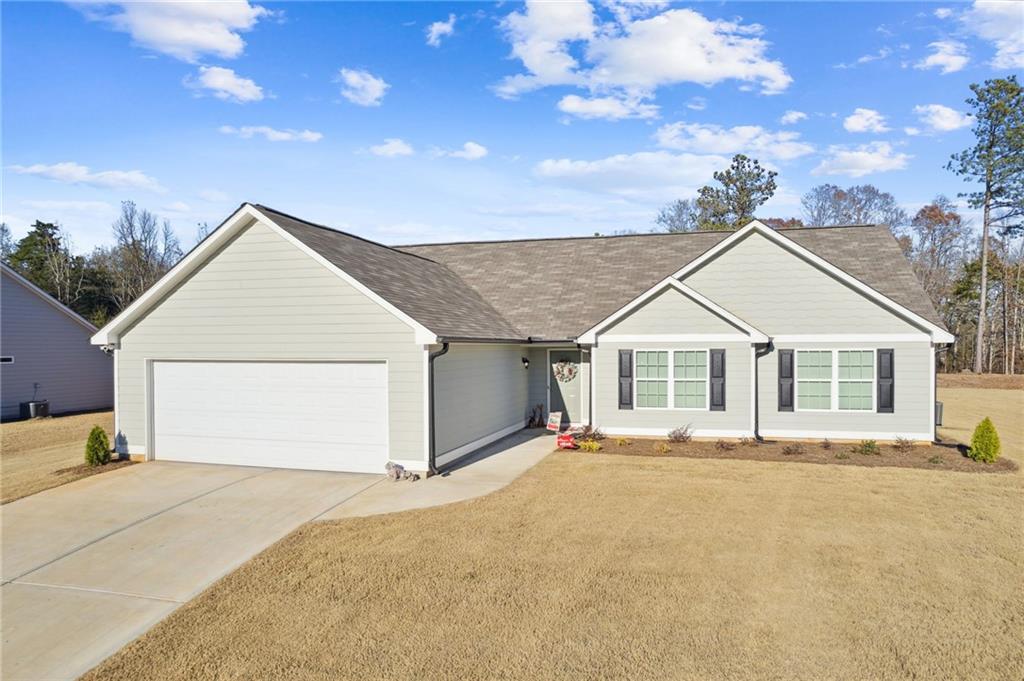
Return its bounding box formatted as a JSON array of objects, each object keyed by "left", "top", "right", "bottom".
[
  {"left": 432, "top": 344, "right": 528, "bottom": 456},
  {"left": 593, "top": 341, "right": 752, "bottom": 435},
  {"left": 758, "top": 342, "right": 932, "bottom": 439},
  {"left": 116, "top": 221, "right": 424, "bottom": 462},
  {"left": 605, "top": 287, "right": 744, "bottom": 335},
  {"left": 1, "top": 272, "right": 113, "bottom": 418}
]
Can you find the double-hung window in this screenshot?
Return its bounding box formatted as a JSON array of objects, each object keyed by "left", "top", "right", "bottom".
[
  {"left": 796, "top": 349, "right": 875, "bottom": 412},
  {"left": 635, "top": 349, "right": 708, "bottom": 410}
]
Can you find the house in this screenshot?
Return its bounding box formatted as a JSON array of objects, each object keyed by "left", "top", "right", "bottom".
[
  {"left": 1, "top": 263, "right": 113, "bottom": 420},
  {"left": 90, "top": 203, "right": 953, "bottom": 474}
]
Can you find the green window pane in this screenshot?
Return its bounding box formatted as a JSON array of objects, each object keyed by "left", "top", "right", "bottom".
[
  {"left": 674, "top": 380, "right": 706, "bottom": 408},
  {"left": 797, "top": 380, "right": 831, "bottom": 410},
  {"left": 674, "top": 351, "right": 707, "bottom": 380},
  {"left": 637, "top": 379, "right": 668, "bottom": 408},
  {"left": 797, "top": 351, "right": 832, "bottom": 380},
  {"left": 637, "top": 351, "right": 668, "bottom": 379},
  {"left": 839, "top": 381, "right": 873, "bottom": 410},
  {"left": 838, "top": 351, "right": 874, "bottom": 380}
]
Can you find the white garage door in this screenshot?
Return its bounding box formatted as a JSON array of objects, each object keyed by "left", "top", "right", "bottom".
[{"left": 152, "top": 361, "right": 388, "bottom": 473}]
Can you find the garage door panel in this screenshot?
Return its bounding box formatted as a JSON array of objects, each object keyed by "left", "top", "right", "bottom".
[{"left": 152, "top": 361, "right": 388, "bottom": 473}]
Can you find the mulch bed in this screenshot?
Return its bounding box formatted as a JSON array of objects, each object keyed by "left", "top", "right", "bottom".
[
  {"left": 569, "top": 436, "right": 1018, "bottom": 474},
  {"left": 52, "top": 459, "right": 134, "bottom": 477}
]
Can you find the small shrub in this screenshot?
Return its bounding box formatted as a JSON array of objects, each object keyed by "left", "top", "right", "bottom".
[
  {"left": 578, "top": 440, "right": 602, "bottom": 453},
  {"left": 653, "top": 442, "right": 671, "bottom": 455},
  {"left": 667, "top": 425, "right": 692, "bottom": 443},
  {"left": 715, "top": 439, "right": 736, "bottom": 451},
  {"left": 84, "top": 426, "right": 111, "bottom": 467},
  {"left": 614, "top": 437, "right": 632, "bottom": 447},
  {"left": 854, "top": 439, "right": 880, "bottom": 455},
  {"left": 781, "top": 442, "right": 805, "bottom": 456},
  {"left": 835, "top": 451, "right": 850, "bottom": 460},
  {"left": 893, "top": 436, "right": 914, "bottom": 453},
  {"left": 576, "top": 425, "right": 605, "bottom": 442},
  {"left": 820, "top": 438, "right": 833, "bottom": 450},
  {"left": 969, "top": 417, "right": 1001, "bottom": 463},
  {"left": 739, "top": 436, "right": 756, "bottom": 447},
  {"left": 927, "top": 455, "right": 943, "bottom": 465}
]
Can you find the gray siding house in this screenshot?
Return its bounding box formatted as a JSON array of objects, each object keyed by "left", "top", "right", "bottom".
[
  {"left": 92, "top": 204, "right": 953, "bottom": 474},
  {"left": 2, "top": 263, "right": 113, "bottom": 420}
]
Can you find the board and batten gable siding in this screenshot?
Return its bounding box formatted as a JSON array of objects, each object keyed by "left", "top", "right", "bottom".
[
  {"left": 759, "top": 341, "right": 933, "bottom": 440},
  {"left": 1, "top": 270, "right": 113, "bottom": 419},
  {"left": 601, "top": 286, "right": 746, "bottom": 336},
  {"left": 682, "top": 231, "right": 923, "bottom": 335},
  {"left": 592, "top": 341, "right": 752, "bottom": 436},
  {"left": 115, "top": 220, "right": 425, "bottom": 462},
  {"left": 432, "top": 343, "right": 528, "bottom": 465}
]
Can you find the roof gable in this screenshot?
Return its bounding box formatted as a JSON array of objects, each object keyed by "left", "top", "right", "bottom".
[{"left": 1, "top": 263, "right": 96, "bottom": 333}]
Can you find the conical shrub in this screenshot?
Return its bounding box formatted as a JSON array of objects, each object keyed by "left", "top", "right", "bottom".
[
  {"left": 969, "top": 417, "right": 1001, "bottom": 463},
  {"left": 85, "top": 426, "right": 111, "bottom": 467}
]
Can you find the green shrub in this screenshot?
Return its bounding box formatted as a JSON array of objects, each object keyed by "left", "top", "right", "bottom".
[
  {"left": 578, "top": 440, "right": 602, "bottom": 453},
  {"left": 835, "top": 451, "right": 850, "bottom": 460},
  {"left": 614, "top": 437, "right": 632, "bottom": 447},
  {"left": 855, "top": 439, "right": 880, "bottom": 455},
  {"left": 84, "top": 426, "right": 111, "bottom": 467},
  {"left": 969, "top": 417, "right": 1001, "bottom": 463},
  {"left": 927, "top": 455, "right": 943, "bottom": 465}
]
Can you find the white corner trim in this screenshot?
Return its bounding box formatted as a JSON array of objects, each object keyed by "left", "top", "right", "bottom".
[
  {"left": 435, "top": 422, "right": 524, "bottom": 468},
  {"left": 599, "top": 334, "right": 753, "bottom": 343},
  {"left": 91, "top": 204, "right": 438, "bottom": 346},
  {"left": 671, "top": 221, "right": 954, "bottom": 344},
  {"left": 578, "top": 277, "right": 769, "bottom": 344},
  {"left": 760, "top": 429, "right": 934, "bottom": 441},
  {"left": 422, "top": 346, "right": 431, "bottom": 464},
  {"left": 601, "top": 427, "right": 753, "bottom": 438},
  {"left": 772, "top": 334, "right": 929, "bottom": 343},
  {"left": 390, "top": 458, "right": 430, "bottom": 473},
  {"left": 2, "top": 263, "right": 97, "bottom": 333}
]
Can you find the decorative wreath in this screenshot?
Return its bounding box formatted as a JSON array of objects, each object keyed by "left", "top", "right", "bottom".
[{"left": 553, "top": 360, "right": 578, "bottom": 383}]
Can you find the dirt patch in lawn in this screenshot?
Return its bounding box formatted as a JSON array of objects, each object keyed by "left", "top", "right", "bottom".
[
  {"left": 578, "top": 436, "right": 1017, "bottom": 474},
  {"left": 937, "top": 373, "right": 1024, "bottom": 390},
  {"left": 84, "top": 451, "right": 1023, "bottom": 681},
  {"left": 0, "top": 411, "right": 128, "bottom": 504}
]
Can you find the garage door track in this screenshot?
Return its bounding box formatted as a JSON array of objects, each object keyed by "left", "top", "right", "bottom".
[{"left": 0, "top": 462, "right": 381, "bottom": 681}]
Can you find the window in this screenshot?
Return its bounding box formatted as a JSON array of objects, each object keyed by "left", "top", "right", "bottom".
[
  {"left": 796, "top": 351, "right": 832, "bottom": 410},
  {"left": 838, "top": 350, "right": 874, "bottom": 411},
  {"left": 635, "top": 351, "right": 668, "bottom": 408},
  {"left": 796, "top": 349, "right": 876, "bottom": 412},
  {"left": 674, "top": 351, "right": 707, "bottom": 408},
  {"left": 0, "top": 357, "right": 12, "bottom": 364}
]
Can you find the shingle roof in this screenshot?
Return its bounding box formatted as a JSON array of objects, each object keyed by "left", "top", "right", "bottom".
[{"left": 254, "top": 205, "right": 945, "bottom": 341}]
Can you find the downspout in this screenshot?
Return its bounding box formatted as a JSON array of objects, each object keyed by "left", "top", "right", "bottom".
[
  {"left": 753, "top": 340, "right": 774, "bottom": 442},
  {"left": 427, "top": 342, "right": 450, "bottom": 475}
]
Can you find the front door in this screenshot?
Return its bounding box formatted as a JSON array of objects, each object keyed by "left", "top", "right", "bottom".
[{"left": 549, "top": 350, "right": 582, "bottom": 428}]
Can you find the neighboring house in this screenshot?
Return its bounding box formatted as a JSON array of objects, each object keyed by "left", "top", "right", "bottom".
[
  {"left": 1, "top": 263, "right": 113, "bottom": 420},
  {"left": 91, "top": 204, "right": 953, "bottom": 474}
]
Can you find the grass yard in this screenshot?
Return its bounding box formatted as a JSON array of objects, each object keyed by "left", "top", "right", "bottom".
[
  {"left": 86, "top": 448, "right": 1023, "bottom": 679},
  {"left": 0, "top": 411, "right": 129, "bottom": 504},
  {"left": 938, "top": 384, "right": 1023, "bottom": 455}
]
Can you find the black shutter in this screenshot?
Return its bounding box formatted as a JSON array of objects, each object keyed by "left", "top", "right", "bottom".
[
  {"left": 618, "top": 350, "right": 633, "bottom": 410},
  {"left": 877, "top": 349, "right": 894, "bottom": 413},
  {"left": 709, "top": 349, "right": 726, "bottom": 411},
  {"left": 778, "top": 349, "right": 794, "bottom": 412}
]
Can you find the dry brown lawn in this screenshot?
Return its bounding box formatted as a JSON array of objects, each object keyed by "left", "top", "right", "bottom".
[
  {"left": 938, "top": 385, "right": 1023, "bottom": 456},
  {"left": 0, "top": 411, "right": 129, "bottom": 504},
  {"left": 87, "top": 449, "right": 1023, "bottom": 680},
  {"left": 937, "top": 372, "right": 1024, "bottom": 390}
]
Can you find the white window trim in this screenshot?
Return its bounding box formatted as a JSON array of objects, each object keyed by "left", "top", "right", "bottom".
[
  {"left": 795, "top": 348, "right": 876, "bottom": 413},
  {"left": 634, "top": 349, "right": 710, "bottom": 411}
]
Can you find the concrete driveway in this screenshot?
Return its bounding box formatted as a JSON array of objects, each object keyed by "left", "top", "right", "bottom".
[{"left": 0, "top": 462, "right": 381, "bottom": 681}]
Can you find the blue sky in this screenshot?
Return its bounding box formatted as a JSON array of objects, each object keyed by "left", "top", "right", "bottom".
[{"left": 3, "top": 1, "right": 1022, "bottom": 252}]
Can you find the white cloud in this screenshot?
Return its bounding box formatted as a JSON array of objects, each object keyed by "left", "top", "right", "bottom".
[
  {"left": 934, "top": 8, "right": 953, "bottom": 19},
  {"left": 187, "top": 66, "right": 264, "bottom": 102},
  {"left": 779, "top": 110, "right": 807, "bottom": 125},
  {"left": 962, "top": 0, "right": 1024, "bottom": 68},
  {"left": 812, "top": 142, "right": 910, "bottom": 178},
  {"left": 369, "top": 138, "right": 415, "bottom": 157},
  {"left": 76, "top": 1, "right": 271, "bottom": 62},
  {"left": 904, "top": 127, "right": 921, "bottom": 136},
  {"left": 426, "top": 14, "right": 456, "bottom": 47},
  {"left": 557, "top": 94, "right": 658, "bottom": 120},
  {"left": 915, "top": 40, "right": 969, "bottom": 74},
  {"left": 199, "top": 189, "right": 230, "bottom": 202},
  {"left": 534, "top": 150, "right": 730, "bottom": 201},
  {"left": 9, "top": 161, "right": 166, "bottom": 192},
  {"left": 337, "top": 68, "right": 389, "bottom": 106},
  {"left": 836, "top": 47, "right": 892, "bottom": 69},
  {"left": 219, "top": 125, "right": 322, "bottom": 142},
  {"left": 654, "top": 122, "right": 814, "bottom": 160},
  {"left": 686, "top": 96, "right": 707, "bottom": 111},
  {"left": 913, "top": 104, "right": 972, "bottom": 132},
  {"left": 843, "top": 108, "right": 889, "bottom": 133},
  {"left": 436, "top": 141, "right": 489, "bottom": 160},
  {"left": 495, "top": 3, "right": 791, "bottom": 109},
  {"left": 163, "top": 201, "right": 191, "bottom": 213}
]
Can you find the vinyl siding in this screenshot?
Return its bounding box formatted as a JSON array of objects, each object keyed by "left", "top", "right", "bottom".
[
  {"left": 682, "top": 231, "right": 923, "bottom": 334},
  {"left": 115, "top": 220, "right": 425, "bottom": 462},
  {"left": 432, "top": 343, "right": 528, "bottom": 461},
  {"left": 603, "top": 286, "right": 745, "bottom": 335},
  {"left": 593, "top": 341, "right": 752, "bottom": 436},
  {"left": 1, "top": 270, "right": 113, "bottom": 419},
  {"left": 759, "top": 341, "right": 933, "bottom": 440},
  {"left": 523, "top": 346, "right": 590, "bottom": 425}
]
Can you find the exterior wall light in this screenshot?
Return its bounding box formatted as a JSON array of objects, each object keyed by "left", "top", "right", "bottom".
[{"left": 522, "top": 356, "right": 529, "bottom": 370}]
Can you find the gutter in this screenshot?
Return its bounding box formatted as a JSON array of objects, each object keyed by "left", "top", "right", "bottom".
[
  {"left": 753, "top": 339, "right": 774, "bottom": 442},
  {"left": 427, "top": 342, "right": 450, "bottom": 475}
]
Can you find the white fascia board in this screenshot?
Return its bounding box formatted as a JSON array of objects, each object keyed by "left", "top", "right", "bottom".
[
  {"left": 2, "top": 263, "right": 97, "bottom": 333},
  {"left": 578, "top": 276, "right": 769, "bottom": 344},
  {"left": 91, "top": 203, "right": 438, "bottom": 346},
  {"left": 672, "top": 221, "right": 955, "bottom": 344}
]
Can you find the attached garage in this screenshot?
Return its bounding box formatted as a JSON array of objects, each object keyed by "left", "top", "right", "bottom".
[{"left": 151, "top": 361, "right": 388, "bottom": 473}]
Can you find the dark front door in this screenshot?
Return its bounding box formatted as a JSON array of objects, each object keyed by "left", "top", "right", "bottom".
[{"left": 549, "top": 350, "right": 582, "bottom": 427}]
